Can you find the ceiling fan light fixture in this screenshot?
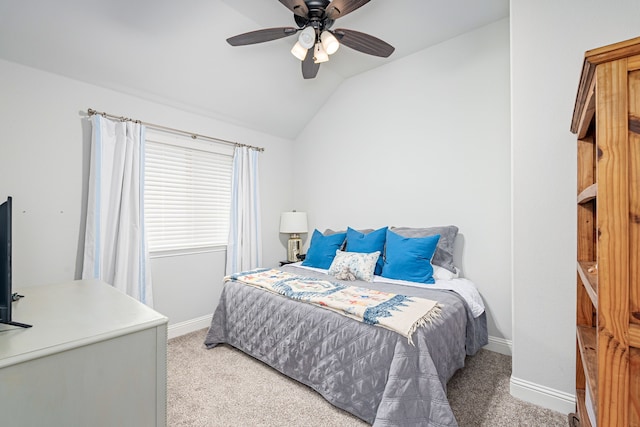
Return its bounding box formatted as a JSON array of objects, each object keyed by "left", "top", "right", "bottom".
[
  {"left": 226, "top": 0, "right": 395, "bottom": 79},
  {"left": 290, "top": 41, "right": 308, "bottom": 61},
  {"left": 320, "top": 31, "right": 339, "bottom": 55},
  {"left": 298, "top": 26, "right": 316, "bottom": 49},
  {"left": 313, "top": 43, "right": 329, "bottom": 64}
]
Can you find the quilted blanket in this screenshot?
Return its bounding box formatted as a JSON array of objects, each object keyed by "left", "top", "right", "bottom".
[
  {"left": 227, "top": 268, "right": 442, "bottom": 344},
  {"left": 206, "top": 265, "right": 488, "bottom": 426}
]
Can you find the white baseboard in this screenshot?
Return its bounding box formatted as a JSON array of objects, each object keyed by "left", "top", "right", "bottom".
[
  {"left": 483, "top": 337, "right": 574, "bottom": 414},
  {"left": 510, "top": 375, "right": 575, "bottom": 415},
  {"left": 167, "top": 314, "right": 212, "bottom": 339},
  {"left": 483, "top": 335, "right": 512, "bottom": 355}
]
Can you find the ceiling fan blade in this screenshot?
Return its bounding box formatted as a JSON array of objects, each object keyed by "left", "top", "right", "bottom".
[
  {"left": 227, "top": 27, "right": 298, "bottom": 46},
  {"left": 325, "top": 0, "right": 370, "bottom": 20},
  {"left": 278, "top": 0, "right": 309, "bottom": 18},
  {"left": 302, "top": 52, "right": 320, "bottom": 79},
  {"left": 332, "top": 28, "right": 394, "bottom": 57}
]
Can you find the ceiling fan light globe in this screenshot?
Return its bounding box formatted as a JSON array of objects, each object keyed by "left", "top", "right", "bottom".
[
  {"left": 298, "top": 26, "right": 316, "bottom": 49},
  {"left": 313, "top": 43, "right": 329, "bottom": 64},
  {"left": 321, "top": 31, "right": 339, "bottom": 55},
  {"left": 291, "top": 42, "right": 308, "bottom": 61}
]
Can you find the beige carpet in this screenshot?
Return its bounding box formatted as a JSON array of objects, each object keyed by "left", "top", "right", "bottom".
[{"left": 167, "top": 329, "right": 568, "bottom": 426}]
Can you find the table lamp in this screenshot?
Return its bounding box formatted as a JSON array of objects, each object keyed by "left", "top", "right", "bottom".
[{"left": 280, "top": 211, "right": 308, "bottom": 262}]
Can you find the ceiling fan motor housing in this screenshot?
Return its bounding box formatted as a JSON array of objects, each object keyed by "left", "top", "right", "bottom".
[{"left": 294, "top": 0, "right": 335, "bottom": 34}]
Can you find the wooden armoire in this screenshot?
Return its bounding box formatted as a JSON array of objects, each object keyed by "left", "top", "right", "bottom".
[{"left": 571, "top": 36, "right": 640, "bottom": 427}]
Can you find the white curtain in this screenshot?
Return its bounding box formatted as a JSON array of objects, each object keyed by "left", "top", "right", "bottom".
[
  {"left": 226, "top": 146, "right": 262, "bottom": 275},
  {"left": 82, "top": 115, "right": 153, "bottom": 306}
]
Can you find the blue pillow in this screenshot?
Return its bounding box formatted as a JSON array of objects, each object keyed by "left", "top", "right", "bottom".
[
  {"left": 381, "top": 229, "right": 440, "bottom": 284},
  {"left": 345, "top": 226, "right": 387, "bottom": 275},
  {"left": 301, "top": 229, "right": 347, "bottom": 270}
]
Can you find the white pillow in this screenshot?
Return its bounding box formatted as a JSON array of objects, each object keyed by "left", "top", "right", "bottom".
[
  {"left": 328, "top": 250, "right": 380, "bottom": 282},
  {"left": 432, "top": 265, "right": 460, "bottom": 281}
]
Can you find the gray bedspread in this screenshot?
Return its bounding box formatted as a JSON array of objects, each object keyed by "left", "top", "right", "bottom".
[{"left": 204, "top": 265, "right": 488, "bottom": 426}]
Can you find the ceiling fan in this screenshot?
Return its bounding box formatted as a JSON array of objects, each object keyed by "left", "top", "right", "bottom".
[{"left": 226, "top": 0, "right": 395, "bottom": 79}]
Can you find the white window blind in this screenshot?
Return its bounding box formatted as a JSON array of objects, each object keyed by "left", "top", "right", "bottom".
[{"left": 144, "top": 131, "right": 234, "bottom": 253}]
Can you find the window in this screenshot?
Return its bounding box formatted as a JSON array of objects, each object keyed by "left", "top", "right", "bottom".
[{"left": 144, "top": 130, "right": 234, "bottom": 254}]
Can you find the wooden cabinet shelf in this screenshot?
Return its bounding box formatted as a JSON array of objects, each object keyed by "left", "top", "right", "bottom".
[
  {"left": 571, "top": 36, "right": 640, "bottom": 427},
  {"left": 576, "top": 325, "right": 597, "bottom": 410},
  {"left": 577, "top": 261, "right": 598, "bottom": 308},
  {"left": 577, "top": 183, "right": 597, "bottom": 204}
]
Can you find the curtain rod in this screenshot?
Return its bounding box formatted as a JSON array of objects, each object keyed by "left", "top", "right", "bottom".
[{"left": 87, "top": 108, "right": 264, "bottom": 152}]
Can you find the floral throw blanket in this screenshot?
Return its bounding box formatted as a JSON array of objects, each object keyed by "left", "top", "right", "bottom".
[{"left": 226, "top": 268, "right": 442, "bottom": 344}]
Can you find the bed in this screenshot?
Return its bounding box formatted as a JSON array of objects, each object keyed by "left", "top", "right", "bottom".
[{"left": 204, "top": 226, "right": 488, "bottom": 426}]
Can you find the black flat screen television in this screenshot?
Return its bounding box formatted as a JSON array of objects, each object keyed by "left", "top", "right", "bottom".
[{"left": 0, "top": 196, "right": 31, "bottom": 328}]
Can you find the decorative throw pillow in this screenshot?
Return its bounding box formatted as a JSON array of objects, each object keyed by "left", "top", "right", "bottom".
[
  {"left": 345, "top": 226, "right": 387, "bottom": 276},
  {"left": 381, "top": 229, "right": 440, "bottom": 284},
  {"left": 328, "top": 250, "right": 380, "bottom": 282},
  {"left": 390, "top": 225, "right": 459, "bottom": 273},
  {"left": 301, "top": 229, "right": 347, "bottom": 269}
]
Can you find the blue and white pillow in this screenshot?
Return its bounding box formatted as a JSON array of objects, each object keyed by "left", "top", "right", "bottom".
[{"left": 328, "top": 250, "right": 380, "bottom": 282}]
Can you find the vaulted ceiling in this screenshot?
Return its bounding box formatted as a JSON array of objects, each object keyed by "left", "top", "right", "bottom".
[{"left": 0, "top": 0, "right": 508, "bottom": 139}]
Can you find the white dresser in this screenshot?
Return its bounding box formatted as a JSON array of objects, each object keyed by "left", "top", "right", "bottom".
[{"left": 0, "top": 279, "right": 168, "bottom": 427}]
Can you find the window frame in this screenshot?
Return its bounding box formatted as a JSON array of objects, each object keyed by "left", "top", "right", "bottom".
[{"left": 143, "top": 129, "right": 234, "bottom": 258}]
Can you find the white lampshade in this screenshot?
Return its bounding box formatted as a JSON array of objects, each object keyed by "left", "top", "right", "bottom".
[
  {"left": 280, "top": 211, "right": 308, "bottom": 234},
  {"left": 320, "top": 31, "right": 339, "bottom": 55},
  {"left": 298, "top": 26, "right": 316, "bottom": 49},
  {"left": 313, "top": 43, "right": 329, "bottom": 64},
  {"left": 290, "top": 41, "right": 308, "bottom": 61}
]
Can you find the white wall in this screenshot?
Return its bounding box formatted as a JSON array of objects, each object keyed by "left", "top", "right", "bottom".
[
  {"left": 0, "top": 59, "right": 295, "bottom": 328},
  {"left": 293, "top": 19, "right": 512, "bottom": 351},
  {"left": 510, "top": 0, "right": 640, "bottom": 413}
]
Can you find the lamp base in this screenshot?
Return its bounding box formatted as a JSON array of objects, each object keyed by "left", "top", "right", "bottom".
[{"left": 287, "top": 236, "right": 302, "bottom": 262}]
